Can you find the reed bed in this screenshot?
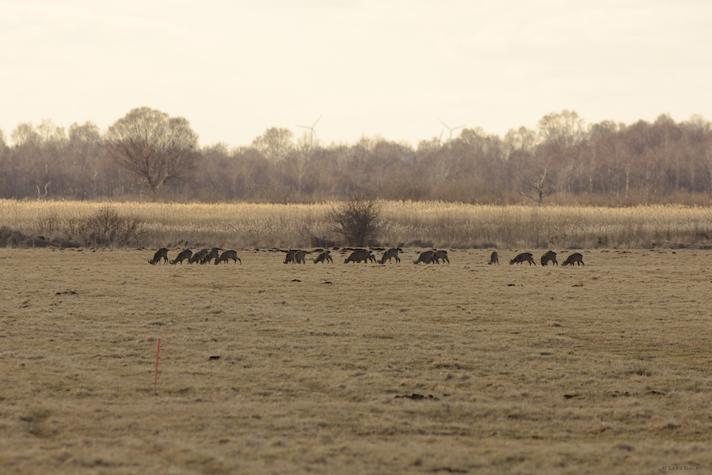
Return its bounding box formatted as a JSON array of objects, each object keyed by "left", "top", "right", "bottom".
[{"left": 1, "top": 199, "right": 711, "bottom": 248}]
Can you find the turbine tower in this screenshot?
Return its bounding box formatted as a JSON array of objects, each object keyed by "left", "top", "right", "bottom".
[
  {"left": 439, "top": 119, "right": 465, "bottom": 141},
  {"left": 297, "top": 116, "right": 321, "bottom": 148}
]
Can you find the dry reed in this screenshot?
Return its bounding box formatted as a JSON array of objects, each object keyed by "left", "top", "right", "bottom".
[{"left": 1, "top": 199, "right": 711, "bottom": 248}]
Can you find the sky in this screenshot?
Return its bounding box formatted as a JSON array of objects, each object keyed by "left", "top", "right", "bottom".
[{"left": 1, "top": 0, "right": 711, "bottom": 146}]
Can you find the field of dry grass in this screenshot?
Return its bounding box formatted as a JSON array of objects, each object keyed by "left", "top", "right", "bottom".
[
  {"left": 2, "top": 248, "right": 711, "bottom": 474},
  {"left": 2, "top": 199, "right": 712, "bottom": 248}
]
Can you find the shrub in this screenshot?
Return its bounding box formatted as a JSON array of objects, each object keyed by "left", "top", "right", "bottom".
[
  {"left": 328, "top": 197, "right": 381, "bottom": 246},
  {"left": 0, "top": 226, "right": 32, "bottom": 247},
  {"left": 35, "top": 211, "right": 62, "bottom": 237},
  {"left": 69, "top": 206, "right": 144, "bottom": 247}
]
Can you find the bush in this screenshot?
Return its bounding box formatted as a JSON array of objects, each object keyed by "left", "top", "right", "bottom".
[
  {"left": 0, "top": 226, "right": 80, "bottom": 248},
  {"left": 68, "top": 206, "right": 144, "bottom": 247},
  {"left": 0, "top": 226, "right": 32, "bottom": 247},
  {"left": 35, "top": 211, "right": 62, "bottom": 237},
  {"left": 328, "top": 197, "right": 381, "bottom": 246}
]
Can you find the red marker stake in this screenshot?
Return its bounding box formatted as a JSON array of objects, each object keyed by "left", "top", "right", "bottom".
[{"left": 154, "top": 337, "right": 161, "bottom": 393}]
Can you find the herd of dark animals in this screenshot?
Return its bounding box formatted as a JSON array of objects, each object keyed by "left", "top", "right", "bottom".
[
  {"left": 494, "top": 250, "right": 584, "bottom": 266},
  {"left": 149, "top": 247, "right": 584, "bottom": 267},
  {"left": 148, "top": 247, "right": 241, "bottom": 265}
]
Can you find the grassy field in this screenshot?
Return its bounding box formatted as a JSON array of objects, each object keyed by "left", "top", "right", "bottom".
[
  {"left": 2, "top": 247, "right": 711, "bottom": 474},
  {"left": 2, "top": 199, "right": 712, "bottom": 248}
]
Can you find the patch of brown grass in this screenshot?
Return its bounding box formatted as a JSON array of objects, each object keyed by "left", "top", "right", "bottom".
[
  {"left": 1, "top": 248, "right": 711, "bottom": 473},
  {"left": 2, "top": 199, "right": 712, "bottom": 248}
]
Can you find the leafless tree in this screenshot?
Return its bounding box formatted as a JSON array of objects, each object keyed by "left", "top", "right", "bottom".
[
  {"left": 35, "top": 181, "right": 50, "bottom": 200},
  {"left": 251, "top": 127, "right": 294, "bottom": 162},
  {"left": 520, "top": 159, "right": 554, "bottom": 205},
  {"left": 106, "top": 107, "right": 198, "bottom": 198},
  {"left": 3, "top": 109, "right": 712, "bottom": 205}
]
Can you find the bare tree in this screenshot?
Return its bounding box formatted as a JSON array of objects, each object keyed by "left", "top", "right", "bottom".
[
  {"left": 251, "top": 127, "right": 294, "bottom": 162},
  {"left": 106, "top": 107, "right": 198, "bottom": 198},
  {"left": 520, "top": 160, "right": 554, "bottom": 205},
  {"left": 538, "top": 110, "right": 585, "bottom": 148},
  {"left": 3, "top": 109, "right": 712, "bottom": 205},
  {"left": 35, "top": 181, "right": 50, "bottom": 200},
  {"left": 11, "top": 123, "right": 41, "bottom": 146}
]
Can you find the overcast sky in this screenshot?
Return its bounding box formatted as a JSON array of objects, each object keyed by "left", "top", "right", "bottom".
[{"left": 1, "top": 0, "right": 710, "bottom": 146}]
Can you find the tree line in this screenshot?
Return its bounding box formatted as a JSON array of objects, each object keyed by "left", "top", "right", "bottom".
[{"left": 1, "top": 107, "right": 711, "bottom": 205}]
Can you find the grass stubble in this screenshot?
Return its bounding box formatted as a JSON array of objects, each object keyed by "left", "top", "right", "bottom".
[{"left": 1, "top": 248, "right": 711, "bottom": 474}]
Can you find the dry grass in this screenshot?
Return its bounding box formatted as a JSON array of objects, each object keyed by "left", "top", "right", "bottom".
[
  {"left": 1, "top": 248, "right": 712, "bottom": 474},
  {"left": 2, "top": 199, "right": 712, "bottom": 248}
]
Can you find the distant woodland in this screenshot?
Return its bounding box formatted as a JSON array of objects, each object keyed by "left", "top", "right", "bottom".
[{"left": 2, "top": 108, "right": 712, "bottom": 205}]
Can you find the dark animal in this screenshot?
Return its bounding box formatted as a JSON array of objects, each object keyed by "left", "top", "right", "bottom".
[
  {"left": 189, "top": 248, "right": 209, "bottom": 264},
  {"left": 148, "top": 248, "right": 168, "bottom": 265},
  {"left": 414, "top": 250, "right": 437, "bottom": 264},
  {"left": 344, "top": 249, "right": 375, "bottom": 264},
  {"left": 379, "top": 247, "right": 403, "bottom": 264},
  {"left": 170, "top": 249, "right": 192, "bottom": 264},
  {"left": 282, "top": 249, "right": 308, "bottom": 264},
  {"left": 562, "top": 252, "right": 585, "bottom": 266},
  {"left": 215, "top": 250, "right": 241, "bottom": 264},
  {"left": 488, "top": 251, "right": 499, "bottom": 265},
  {"left": 433, "top": 249, "right": 450, "bottom": 264},
  {"left": 313, "top": 250, "right": 333, "bottom": 264},
  {"left": 540, "top": 250, "right": 558, "bottom": 266},
  {"left": 201, "top": 247, "right": 222, "bottom": 264},
  {"left": 510, "top": 252, "right": 536, "bottom": 265}
]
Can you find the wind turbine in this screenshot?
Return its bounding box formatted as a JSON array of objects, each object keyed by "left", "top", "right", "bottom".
[
  {"left": 439, "top": 119, "right": 465, "bottom": 141},
  {"left": 297, "top": 116, "right": 321, "bottom": 148}
]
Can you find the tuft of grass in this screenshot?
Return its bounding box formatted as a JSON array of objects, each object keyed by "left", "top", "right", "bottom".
[{"left": 20, "top": 407, "right": 54, "bottom": 438}]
